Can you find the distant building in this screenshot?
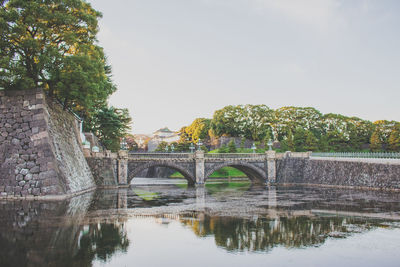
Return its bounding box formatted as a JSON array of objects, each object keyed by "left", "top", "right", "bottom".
[
  {"left": 132, "top": 134, "right": 151, "bottom": 151},
  {"left": 147, "top": 127, "right": 180, "bottom": 151}
]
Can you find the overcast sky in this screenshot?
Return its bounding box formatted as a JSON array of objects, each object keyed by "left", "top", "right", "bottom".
[{"left": 89, "top": 0, "right": 400, "bottom": 134}]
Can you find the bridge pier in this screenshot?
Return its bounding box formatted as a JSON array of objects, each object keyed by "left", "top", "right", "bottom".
[
  {"left": 266, "top": 150, "right": 276, "bottom": 183},
  {"left": 118, "top": 151, "right": 129, "bottom": 186},
  {"left": 195, "top": 151, "right": 205, "bottom": 184}
]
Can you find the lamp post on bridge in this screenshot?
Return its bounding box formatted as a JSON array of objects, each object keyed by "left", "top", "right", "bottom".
[
  {"left": 189, "top": 143, "right": 195, "bottom": 153},
  {"left": 120, "top": 138, "right": 127, "bottom": 151},
  {"left": 170, "top": 144, "right": 175, "bottom": 153},
  {"left": 267, "top": 139, "right": 273, "bottom": 151},
  {"left": 251, "top": 143, "right": 257, "bottom": 153},
  {"left": 197, "top": 139, "right": 203, "bottom": 151},
  {"left": 164, "top": 145, "right": 169, "bottom": 153}
]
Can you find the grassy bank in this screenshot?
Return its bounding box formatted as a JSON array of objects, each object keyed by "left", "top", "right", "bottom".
[{"left": 170, "top": 166, "right": 247, "bottom": 178}]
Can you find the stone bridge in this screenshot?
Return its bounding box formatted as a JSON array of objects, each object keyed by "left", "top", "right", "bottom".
[{"left": 116, "top": 151, "right": 277, "bottom": 185}]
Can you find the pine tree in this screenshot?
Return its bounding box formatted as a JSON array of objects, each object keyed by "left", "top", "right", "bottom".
[
  {"left": 219, "top": 144, "right": 228, "bottom": 153},
  {"left": 227, "top": 140, "right": 237, "bottom": 153},
  {"left": 240, "top": 137, "right": 246, "bottom": 149}
]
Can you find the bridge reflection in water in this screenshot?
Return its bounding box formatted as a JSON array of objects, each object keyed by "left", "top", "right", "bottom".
[{"left": 0, "top": 185, "right": 399, "bottom": 266}]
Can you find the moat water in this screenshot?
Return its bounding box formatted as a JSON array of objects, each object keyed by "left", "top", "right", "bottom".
[{"left": 1, "top": 178, "right": 400, "bottom": 267}]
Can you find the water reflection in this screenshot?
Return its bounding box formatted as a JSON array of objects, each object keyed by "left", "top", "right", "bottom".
[
  {"left": 0, "top": 183, "right": 399, "bottom": 267},
  {"left": 0, "top": 193, "right": 129, "bottom": 267},
  {"left": 75, "top": 223, "right": 129, "bottom": 264},
  {"left": 180, "top": 214, "right": 384, "bottom": 252}
]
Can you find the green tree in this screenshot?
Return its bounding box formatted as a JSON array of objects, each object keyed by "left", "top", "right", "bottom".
[
  {"left": 91, "top": 106, "right": 132, "bottom": 152},
  {"left": 218, "top": 144, "right": 228, "bottom": 153},
  {"left": 318, "top": 135, "right": 329, "bottom": 152},
  {"left": 304, "top": 131, "right": 318, "bottom": 151},
  {"left": 388, "top": 128, "right": 400, "bottom": 152},
  {"left": 325, "top": 130, "right": 349, "bottom": 152},
  {"left": 286, "top": 129, "right": 295, "bottom": 151},
  {"left": 293, "top": 128, "right": 306, "bottom": 152},
  {"left": 184, "top": 118, "right": 211, "bottom": 143},
  {"left": 227, "top": 140, "right": 237, "bottom": 153},
  {"left": 0, "top": 0, "right": 115, "bottom": 112},
  {"left": 240, "top": 137, "right": 246, "bottom": 149},
  {"left": 370, "top": 130, "right": 382, "bottom": 152},
  {"left": 155, "top": 141, "right": 169, "bottom": 152}
]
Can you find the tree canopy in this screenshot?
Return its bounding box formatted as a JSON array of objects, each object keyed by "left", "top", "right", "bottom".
[
  {"left": 0, "top": 0, "right": 115, "bottom": 109},
  {"left": 208, "top": 104, "right": 400, "bottom": 152},
  {"left": 0, "top": 0, "right": 132, "bottom": 151}
]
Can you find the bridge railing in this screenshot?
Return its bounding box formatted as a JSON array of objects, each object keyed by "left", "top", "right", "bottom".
[
  {"left": 311, "top": 152, "right": 400, "bottom": 159},
  {"left": 128, "top": 153, "right": 193, "bottom": 159},
  {"left": 205, "top": 153, "right": 266, "bottom": 159}
]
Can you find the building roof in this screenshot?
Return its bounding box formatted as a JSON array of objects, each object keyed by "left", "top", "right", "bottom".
[{"left": 154, "top": 127, "right": 173, "bottom": 134}]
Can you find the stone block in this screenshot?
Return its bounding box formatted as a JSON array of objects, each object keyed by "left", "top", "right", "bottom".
[
  {"left": 20, "top": 169, "right": 29, "bottom": 175},
  {"left": 11, "top": 138, "right": 20, "bottom": 145},
  {"left": 29, "top": 166, "right": 40, "bottom": 174},
  {"left": 39, "top": 170, "right": 57, "bottom": 180},
  {"left": 26, "top": 161, "right": 36, "bottom": 169},
  {"left": 23, "top": 115, "right": 32, "bottom": 122},
  {"left": 32, "top": 188, "right": 40, "bottom": 196},
  {"left": 40, "top": 164, "right": 48, "bottom": 172},
  {"left": 24, "top": 173, "right": 33, "bottom": 181}
]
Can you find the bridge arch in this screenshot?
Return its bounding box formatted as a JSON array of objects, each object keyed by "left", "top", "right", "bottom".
[
  {"left": 128, "top": 161, "right": 195, "bottom": 185},
  {"left": 204, "top": 162, "right": 266, "bottom": 184}
]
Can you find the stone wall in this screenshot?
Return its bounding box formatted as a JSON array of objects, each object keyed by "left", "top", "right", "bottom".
[
  {"left": 0, "top": 89, "right": 95, "bottom": 198},
  {"left": 276, "top": 156, "right": 400, "bottom": 190},
  {"left": 86, "top": 156, "right": 118, "bottom": 186}
]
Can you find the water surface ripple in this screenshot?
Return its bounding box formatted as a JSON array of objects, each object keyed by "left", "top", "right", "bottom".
[{"left": 1, "top": 179, "right": 400, "bottom": 267}]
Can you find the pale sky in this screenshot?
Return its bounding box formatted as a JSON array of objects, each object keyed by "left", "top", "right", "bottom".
[{"left": 89, "top": 0, "right": 400, "bottom": 134}]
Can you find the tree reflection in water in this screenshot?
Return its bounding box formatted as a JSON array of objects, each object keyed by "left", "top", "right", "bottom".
[
  {"left": 0, "top": 193, "right": 130, "bottom": 267},
  {"left": 74, "top": 223, "right": 130, "bottom": 265},
  {"left": 180, "top": 214, "right": 380, "bottom": 252}
]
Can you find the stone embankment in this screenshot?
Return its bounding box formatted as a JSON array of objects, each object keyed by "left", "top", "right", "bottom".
[
  {"left": 0, "top": 89, "right": 95, "bottom": 199},
  {"left": 276, "top": 154, "right": 400, "bottom": 190}
]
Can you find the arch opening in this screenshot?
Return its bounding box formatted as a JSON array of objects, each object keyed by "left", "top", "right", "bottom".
[
  {"left": 128, "top": 162, "right": 195, "bottom": 186},
  {"left": 205, "top": 163, "right": 266, "bottom": 185}
]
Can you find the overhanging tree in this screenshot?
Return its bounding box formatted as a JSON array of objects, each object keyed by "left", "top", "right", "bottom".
[
  {"left": 91, "top": 106, "right": 132, "bottom": 152},
  {"left": 0, "top": 0, "right": 115, "bottom": 112}
]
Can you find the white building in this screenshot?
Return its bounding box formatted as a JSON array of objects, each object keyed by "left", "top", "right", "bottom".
[{"left": 147, "top": 127, "right": 180, "bottom": 151}]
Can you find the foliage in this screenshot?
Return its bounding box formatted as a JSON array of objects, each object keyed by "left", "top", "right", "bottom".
[
  {"left": 211, "top": 105, "right": 273, "bottom": 141},
  {"left": 388, "top": 127, "right": 400, "bottom": 152},
  {"left": 0, "top": 0, "right": 131, "bottom": 151},
  {"left": 218, "top": 144, "right": 228, "bottom": 153},
  {"left": 304, "top": 131, "right": 318, "bottom": 151},
  {"left": 227, "top": 140, "right": 237, "bottom": 153},
  {"left": 155, "top": 141, "right": 169, "bottom": 152},
  {"left": 369, "top": 130, "right": 382, "bottom": 152},
  {"left": 208, "top": 104, "right": 400, "bottom": 152},
  {"left": 0, "top": 0, "right": 115, "bottom": 111},
  {"left": 90, "top": 106, "right": 132, "bottom": 152},
  {"left": 125, "top": 134, "right": 138, "bottom": 151}
]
